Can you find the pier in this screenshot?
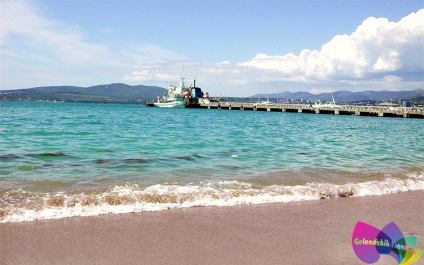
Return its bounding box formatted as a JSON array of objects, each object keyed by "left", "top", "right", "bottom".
[{"left": 196, "top": 102, "right": 424, "bottom": 118}]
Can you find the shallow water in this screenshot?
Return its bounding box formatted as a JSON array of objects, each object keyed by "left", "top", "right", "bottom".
[{"left": 1, "top": 101, "right": 423, "bottom": 222}]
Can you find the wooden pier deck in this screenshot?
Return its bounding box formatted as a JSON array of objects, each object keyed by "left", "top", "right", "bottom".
[{"left": 197, "top": 102, "right": 424, "bottom": 118}]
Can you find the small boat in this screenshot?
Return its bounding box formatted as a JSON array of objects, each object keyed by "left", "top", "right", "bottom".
[
  {"left": 153, "top": 75, "right": 189, "bottom": 108},
  {"left": 254, "top": 98, "right": 271, "bottom": 106},
  {"left": 153, "top": 96, "right": 186, "bottom": 108},
  {"left": 313, "top": 94, "right": 343, "bottom": 108}
]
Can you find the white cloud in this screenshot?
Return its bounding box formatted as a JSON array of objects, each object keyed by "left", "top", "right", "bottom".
[
  {"left": 123, "top": 69, "right": 175, "bottom": 82},
  {"left": 0, "top": 0, "right": 105, "bottom": 64},
  {"left": 122, "top": 44, "right": 189, "bottom": 66},
  {"left": 217, "top": 60, "right": 231, "bottom": 65},
  {"left": 0, "top": 0, "right": 129, "bottom": 89},
  {"left": 308, "top": 87, "right": 334, "bottom": 94},
  {"left": 0, "top": 0, "right": 187, "bottom": 88},
  {"left": 121, "top": 45, "right": 192, "bottom": 83},
  {"left": 239, "top": 9, "right": 424, "bottom": 83},
  {"left": 383, "top": 75, "right": 403, "bottom": 82}
]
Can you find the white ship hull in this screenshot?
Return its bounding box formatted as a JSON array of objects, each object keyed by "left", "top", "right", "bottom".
[{"left": 153, "top": 100, "right": 186, "bottom": 108}]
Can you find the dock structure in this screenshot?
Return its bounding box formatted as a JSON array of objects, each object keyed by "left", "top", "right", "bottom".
[{"left": 198, "top": 102, "right": 424, "bottom": 119}]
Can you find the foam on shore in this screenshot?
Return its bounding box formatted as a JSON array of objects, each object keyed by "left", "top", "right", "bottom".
[{"left": 1, "top": 171, "right": 423, "bottom": 222}]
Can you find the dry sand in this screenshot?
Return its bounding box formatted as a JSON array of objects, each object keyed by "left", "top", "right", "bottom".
[{"left": 1, "top": 191, "right": 423, "bottom": 265}]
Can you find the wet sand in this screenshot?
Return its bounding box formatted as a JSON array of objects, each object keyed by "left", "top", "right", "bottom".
[{"left": 1, "top": 191, "right": 423, "bottom": 265}]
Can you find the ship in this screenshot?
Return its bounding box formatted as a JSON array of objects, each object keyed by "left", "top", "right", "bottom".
[
  {"left": 150, "top": 75, "right": 189, "bottom": 108},
  {"left": 146, "top": 71, "right": 208, "bottom": 108}
]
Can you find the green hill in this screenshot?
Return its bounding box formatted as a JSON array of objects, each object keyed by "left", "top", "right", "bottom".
[{"left": 0, "top": 83, "right": 167, "bottom": 103}]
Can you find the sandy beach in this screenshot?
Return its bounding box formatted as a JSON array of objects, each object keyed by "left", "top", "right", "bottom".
[{"left": 1, "top": 191, "right": 423, "bottom": 265}]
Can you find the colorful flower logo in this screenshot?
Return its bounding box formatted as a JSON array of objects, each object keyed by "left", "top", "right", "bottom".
[{"left": 352, "top": 221, "right": 423, "bottom": 264}]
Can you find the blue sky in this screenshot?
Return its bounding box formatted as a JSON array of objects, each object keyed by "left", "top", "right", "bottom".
[{"left": 1, "top": 0, "right": 423, "bottom": 96}]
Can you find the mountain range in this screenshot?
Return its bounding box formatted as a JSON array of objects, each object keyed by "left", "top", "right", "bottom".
[
  {"left": 1, "top": 83, "right": 423, "bottom": 103},
  {"left": 251, "top": 89, "right": 424, "bottom": 102},
  {"left": 0, "top": 83, "right": 167, "bottom": 103}
]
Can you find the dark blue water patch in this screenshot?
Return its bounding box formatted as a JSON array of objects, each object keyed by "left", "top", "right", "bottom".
[
  {"left": 219, "top": 149, "right": 240, "bottom": 157},
  {"left": 0, "top": 154, "right": 20, "bottom": 159},
  {"left": 176, "top": 156, "right": 196, "bottom": 161},
  {"left": 123, "top": 158, "right": 149, "bottom": 164},
  {"left": 95, "top": 150, "right": 115, "bottom": 153},
  {"left": 70, "top": 163, "right": 84, "bottom": 167},
  {"left": 222, "top": 165, "right": 241, "bottom": 171},
  {"left": 41, "top": 162, "right": 84, "bottom": 168},
  {"left": 95, "top": 158, "right": 150, "bottom": 165},
  {"left": 95, "top": 159, "right": 111, "bottom": 165},
  {"left": 26, "top": 152, "right": 68, "bottom": 157}
]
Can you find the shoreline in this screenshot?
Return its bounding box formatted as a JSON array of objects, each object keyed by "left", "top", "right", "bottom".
[
  {"left": 1, "top": 190, "right": 423, "bottom": 265},
  {"left": 2, "top": 171, "right": 423, "bottom": 223}
]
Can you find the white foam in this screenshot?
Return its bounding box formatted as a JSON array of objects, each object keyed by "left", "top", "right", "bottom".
[{"left": 1, "top": 173, "right": 423, "bottom": 223}]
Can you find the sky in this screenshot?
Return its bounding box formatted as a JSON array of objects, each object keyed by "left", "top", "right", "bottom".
[{"left": 0, "top": 0, "right": 423, "bottom": 97}]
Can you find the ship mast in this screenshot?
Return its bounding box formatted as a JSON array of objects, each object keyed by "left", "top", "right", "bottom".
[
  {"left": 180, "top": 66, "right": 185, "bottom": 89},
  {"left": 194, "top": 68, "right": 197, "bottom": 88}
]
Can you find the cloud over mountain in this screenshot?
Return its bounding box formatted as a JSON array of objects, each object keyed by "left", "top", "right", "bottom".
[{"left": 239, "top": 9, "right": 424, "bottom": 83}]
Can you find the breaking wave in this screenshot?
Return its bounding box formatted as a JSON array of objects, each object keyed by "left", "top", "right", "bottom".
[{"left": 1, "top": 172, "right": 423, "bottom": 223}]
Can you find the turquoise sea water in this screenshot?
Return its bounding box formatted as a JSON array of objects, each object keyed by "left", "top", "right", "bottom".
[{"left": 1, "top": 101, "right": 423, "bottom": 222}]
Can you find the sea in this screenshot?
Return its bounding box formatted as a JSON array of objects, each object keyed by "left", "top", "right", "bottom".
[{"left": 1, "top": 101, "right": 423, "bottom": 222}]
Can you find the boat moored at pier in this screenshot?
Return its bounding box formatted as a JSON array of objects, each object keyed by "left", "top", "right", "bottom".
[
  {"left": 146, "top": 71, "right": 209, "bottom": 108},
  {"left": 151, "top": 75, "right": 189, "bottom": 108}
]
